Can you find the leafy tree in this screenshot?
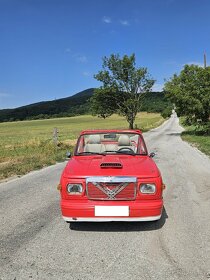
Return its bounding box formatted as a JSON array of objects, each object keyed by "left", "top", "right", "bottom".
[
  {"left": 90, "top": 89, "right": 118, "bottom": 119},
  {"left": 91, "top": 54, "right": 155, "bottom": 129},
  {"left": 164, "top": 65, "right": 210, "bottom": 126}
]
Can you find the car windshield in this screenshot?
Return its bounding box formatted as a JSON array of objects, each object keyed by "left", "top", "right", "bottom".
[{"left": 75, "top": 133, "right": 147, "bottom": 155}]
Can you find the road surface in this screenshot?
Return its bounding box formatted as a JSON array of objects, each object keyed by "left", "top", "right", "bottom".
[{"left": 0, "top": 114, "right": 210, "bottom": 280}]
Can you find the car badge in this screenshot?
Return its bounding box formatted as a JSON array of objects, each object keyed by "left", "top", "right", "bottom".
[{"left": 93, "top": 182, "right": 128, "bottom": 199}]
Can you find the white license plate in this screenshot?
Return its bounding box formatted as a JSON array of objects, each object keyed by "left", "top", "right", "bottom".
[{"left": 95, "top": 206, "right": 129, "bottom": 217}]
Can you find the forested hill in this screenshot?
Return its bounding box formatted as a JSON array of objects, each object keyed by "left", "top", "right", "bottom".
[
  {"left": 0, "top": 88, "right": 170, "bottom": 122},
  {"left": 0, "top": 88, "right": 94, "bottom": 122}
]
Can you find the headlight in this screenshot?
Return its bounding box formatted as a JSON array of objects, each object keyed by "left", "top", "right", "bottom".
[
  {"left": 140, "top": 183, "right": 156, "bottom": 194},
  {"left": 67, "top": 184, "right": 83, "bottom": 194}
]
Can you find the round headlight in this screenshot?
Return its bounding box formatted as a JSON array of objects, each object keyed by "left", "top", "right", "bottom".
[
  {"left": 67, "top": 184, "right": 83, "bottom": 194},
  {"left": 140, "top": 183, "right": 156, "bottom": 194}
]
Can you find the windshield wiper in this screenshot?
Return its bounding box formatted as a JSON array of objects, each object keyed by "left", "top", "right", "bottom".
[{"left": 77, "top": 152, "right": 104, "bottom": 156}]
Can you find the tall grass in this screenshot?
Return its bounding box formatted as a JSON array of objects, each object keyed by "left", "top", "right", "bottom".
[
  {"left": 180, "top": 118, "right": 210, "bottom": 157},
  {"left": 0, "top": 113, "right": 164, "bottom": 180}
]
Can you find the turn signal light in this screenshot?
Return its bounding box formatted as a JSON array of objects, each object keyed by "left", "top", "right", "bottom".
[
  {"left": 162, "top": 184, "right": 166, "bottom": 190},
  {"left": 57, "top": 183, "right": 62, "bottom": 191}
]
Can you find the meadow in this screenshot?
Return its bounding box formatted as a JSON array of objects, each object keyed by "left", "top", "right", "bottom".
[
  {"left": 0, "top": 113, "right": 164, "bottom": 180},
  {"left": 181, "top": 123, "right": 210, "bottom": 157}
]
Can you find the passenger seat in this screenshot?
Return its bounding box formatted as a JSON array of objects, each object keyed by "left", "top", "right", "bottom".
[{"left": 84, "top": 135, "right": 105, "bottom": 153}]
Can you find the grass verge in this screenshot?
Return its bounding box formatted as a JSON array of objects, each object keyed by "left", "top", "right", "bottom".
[
  {"left": 180, "top": 119, "right": 210, "bottom": 157},
  {"left": 0, "top": 112, "right": 164, "bottom": 180}
]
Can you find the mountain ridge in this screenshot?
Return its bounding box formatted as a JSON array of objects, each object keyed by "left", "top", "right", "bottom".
[
  {"left": 0, "top": 88, "right": 170, "bottom": 122},
  {"left": 0, "top": 88, "right": 94, "bottom": 122}
]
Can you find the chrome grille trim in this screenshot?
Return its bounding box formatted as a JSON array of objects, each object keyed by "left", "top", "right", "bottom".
[
  {"left": 86, "top": 176, "right": 137, "bottom": 200},
  {"left": 86, "top": 176, "right": 137, "bottom": 183}
]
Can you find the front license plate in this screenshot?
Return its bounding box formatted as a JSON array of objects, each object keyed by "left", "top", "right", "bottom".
[{"left": 95, "top": 206, "right": 129, "bottom": 217}]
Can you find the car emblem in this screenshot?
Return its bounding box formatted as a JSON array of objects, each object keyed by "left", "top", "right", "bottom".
[{"left": 93, "top": 182, "right": 128, "bottom": 199}]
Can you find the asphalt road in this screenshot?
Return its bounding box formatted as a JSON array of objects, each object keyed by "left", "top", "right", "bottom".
[{"left": 1, "top": 114, "right": 210, "bottom": 280}]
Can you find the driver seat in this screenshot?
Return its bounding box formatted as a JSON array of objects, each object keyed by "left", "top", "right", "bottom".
[
  {"left": 118, "top": 134, "right": 136, "bottom": 152},
  {"left": 118, "top": 135, "right": 134, "bottom": 151}
]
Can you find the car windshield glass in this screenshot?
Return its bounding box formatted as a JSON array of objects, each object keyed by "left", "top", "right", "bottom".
[{"left": 75, "top": 133, "right": 147, "bottom": 155}]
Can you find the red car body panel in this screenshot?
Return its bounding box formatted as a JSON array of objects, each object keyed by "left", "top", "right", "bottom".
[{"left": 59, "top": 129, "right": 164, "bottom": 222}]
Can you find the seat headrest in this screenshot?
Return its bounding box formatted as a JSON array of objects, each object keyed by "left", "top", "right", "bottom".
[
  {"left": 88, "top": 135, "right": 101, "bottom": 144},
  {"left": 118, "top": 135, "right": 131, "bottom": 146}
]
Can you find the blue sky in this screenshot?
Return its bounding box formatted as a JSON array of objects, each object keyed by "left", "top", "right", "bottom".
[{"left": 0, "top": 0, "right": 210, "bottom": 109}]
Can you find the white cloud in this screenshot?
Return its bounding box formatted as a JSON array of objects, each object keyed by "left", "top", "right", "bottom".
[
  {"left": 77, "top": 55, "right": 88, "bottom": 63},
  {"left": 82, "top": 71, "right": 91, "bottom": 77},
  {"left": 102, "top": 17, "right": 130, "bottom": 26},
  {"left": 120, "top": 20, "right": 130, "bottom": 26},
  {"left": 65, "top": 49, "right": 87, "bottom": 63},
  {"left": 70, "top": 53, "right": 88, "bottom": 63},
  {"left": 102, "top": 16, "right": 112, "bottom": 24},
  {"left": 152, "top": 83, "right": 164, "bottom": 92},
  {"left": 65, "top": 48, "right": 71, "bottom": 53}
]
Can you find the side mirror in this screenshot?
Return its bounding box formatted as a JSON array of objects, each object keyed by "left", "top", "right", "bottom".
[
  {"left": 66, "top": 151, "right": 71, "bottom": 159},
  {"left": 149, "top": 152, "right": 155, "bottom": 158}
]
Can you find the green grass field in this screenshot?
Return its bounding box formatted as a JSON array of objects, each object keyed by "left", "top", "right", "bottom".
[
  {"left": 0, "top": 113, "right": 164, "bottom": 180},
  {"left": 180, "top": 119, "right": 210, "bottom": 157},
  {"left": 182, "top": 133, "right": 210, "bottom": 156}
]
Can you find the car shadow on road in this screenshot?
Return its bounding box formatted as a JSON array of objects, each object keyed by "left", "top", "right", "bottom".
[
  {"left": 166, "top": 132, "right": 182, "bottom": 136},
  {"left": 69, "top": 207, "right": 168, "bottom": 232}
]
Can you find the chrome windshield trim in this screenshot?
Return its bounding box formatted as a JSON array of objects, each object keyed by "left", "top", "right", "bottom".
[{"left": 86, "top": 176, "right": 137, "bottom": 183}]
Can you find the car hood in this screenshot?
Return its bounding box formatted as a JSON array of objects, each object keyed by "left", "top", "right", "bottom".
[{"left": 63, "top": 155, "right": 160, "bottom": 179}]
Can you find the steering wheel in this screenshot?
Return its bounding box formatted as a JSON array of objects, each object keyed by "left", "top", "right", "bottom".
[{"left": 118, "top": 147, "right": 135, "bottom": 154}]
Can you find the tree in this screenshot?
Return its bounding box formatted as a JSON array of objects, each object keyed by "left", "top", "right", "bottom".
[
  {"left": 91, "top": 54, "right": 155, "bottom": 129},
  {"left": 164, "top": 64, "right": 210, "bottom": 125}
]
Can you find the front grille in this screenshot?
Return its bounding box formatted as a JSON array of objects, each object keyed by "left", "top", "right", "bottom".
[{"left": 86, "top": 176, "right": 137, "bottom": 200}]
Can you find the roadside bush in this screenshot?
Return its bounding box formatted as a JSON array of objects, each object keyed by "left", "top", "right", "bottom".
[{"left": 161, "top": 107, "right": 172, "bottom": 119}]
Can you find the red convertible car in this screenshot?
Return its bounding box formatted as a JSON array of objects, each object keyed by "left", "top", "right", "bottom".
[{"left": 58, "top": 129, "right": 165, "bottom": 222}]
